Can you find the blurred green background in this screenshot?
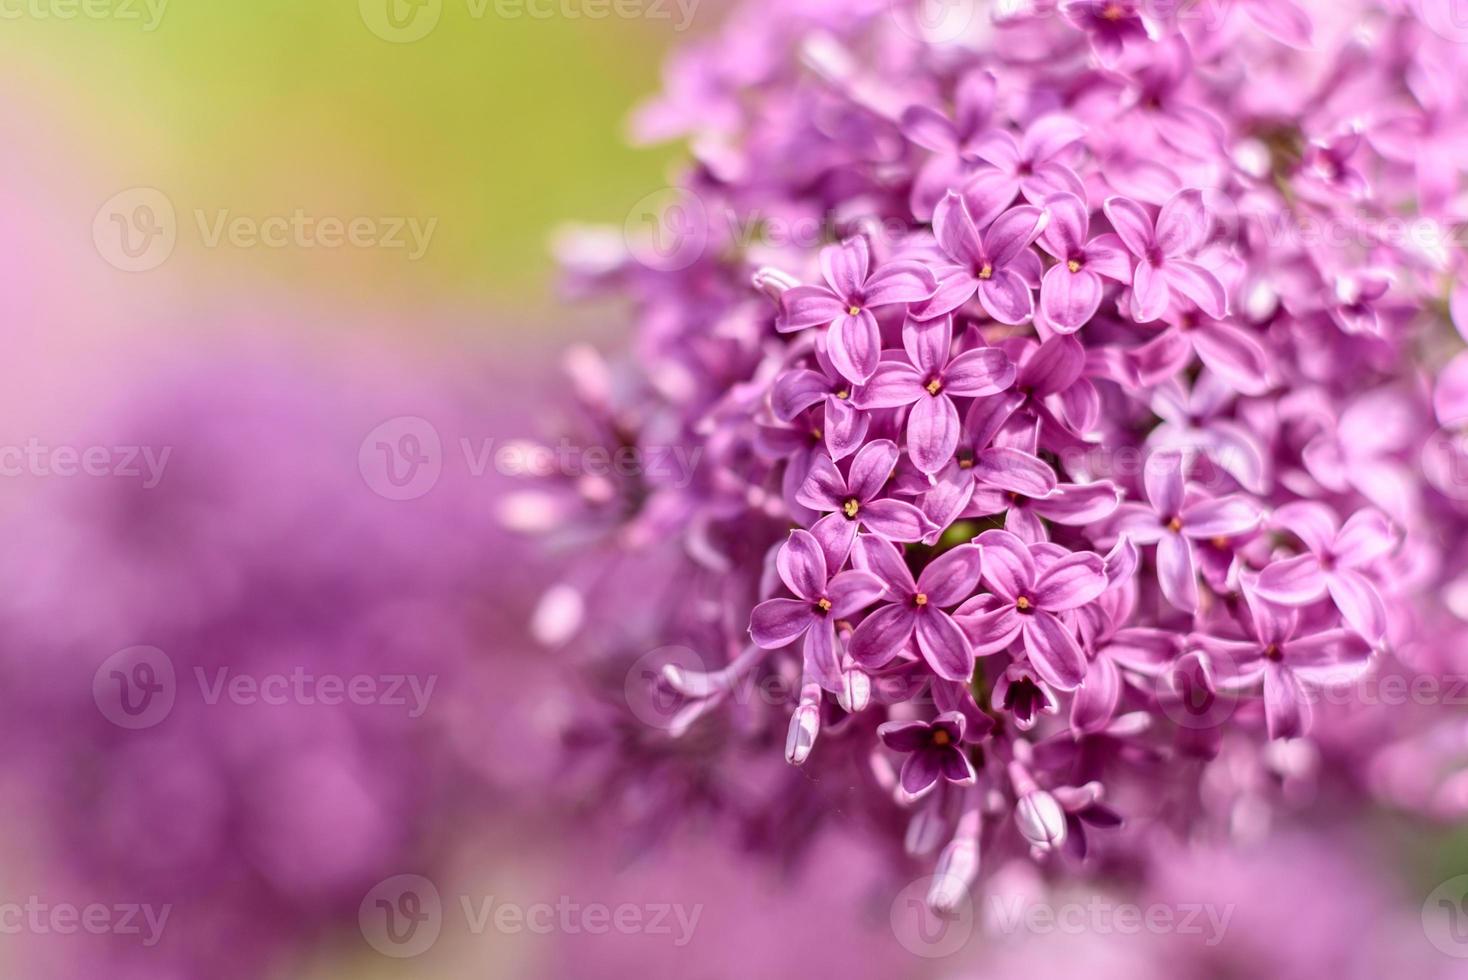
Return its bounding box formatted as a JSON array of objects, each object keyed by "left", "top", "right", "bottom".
[{"left": 1, "top": 0, "right": 690, "bottom": 316}]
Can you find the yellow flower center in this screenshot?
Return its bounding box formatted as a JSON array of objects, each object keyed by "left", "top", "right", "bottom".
[
  {"left": 835, "top": 389, "right": 850, "bottom": 400},
  {"left": 931, "top": 729, "right": 951, "bottom": 746},
  {"left": 1102, "top": 2, "right": 1125, "bottom": 20},
  {"left": 817, "top": 597, "right": 833, "bottom": 613},
  {"left": 1167, "top": 516, "right": 1184, "bottom": 533},
  {"left": 914, "top": 593, "right": 929, "bottom": 607},
  {"left": 843, "top": 498, "right": 860, "bottom": 519},
  {"left": 926, "top": 378, "right": 943, "bottom": 396},
  {"left": 1016, "top": 596, "right": 1032, "bottom": 611},
  {"left": 848, "top": 305, "right": 861, "bottom": 316},
  {"left": 1067, "top": 259, "right": 1082, "bottom": 273},
  {"left": 978, "top": 264, "right": 994, "bottom": 280}
]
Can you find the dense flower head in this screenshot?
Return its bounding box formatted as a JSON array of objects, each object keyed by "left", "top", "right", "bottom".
[{"left": 521, "top": 0, "right": 1468, "bottom": 905}]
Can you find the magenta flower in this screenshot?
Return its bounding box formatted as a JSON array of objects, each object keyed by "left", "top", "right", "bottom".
[
  {"left": 1060, "top": 0, "right": 1153, "bottom": 65},
  {"left": 1254, "top": 503, "right": 1395, "bottom": 643},
  {"left": 749, "top": 529, "right": 886, "bottom": 690},
  {"left": 1104, "top": 189, "right": 1228, "bottom": 323},
  {"left": 778, "top": 236, "right": 938, "bottom": 383},
  {"left": 1114, "top": 451, "right": 1262, "bottom": 612},
  {"left": 847, "top": 536, "right": 983, "bottom": 681},
  {"left": 1202, "top": 585, "right": 1373, "bottom": 739},
  {"left": 901, "top": 68, "right": 996, "bottom": 222},
  {"left": 965, "top": 115, "right": 1087, "bottom": 217},
  {"left": 957, "top": 529, "right": 1107, "bottom": 690},
  {"left": 1133, "top": 313, "right": 1273, "bottom": 398},
  {"left": 1034, "top": 192, "right": 1132, "bottom": 332},
  {"left": 992, "top": 662, "right": 1059, "bottom": 732},
  {"left": 878, "top": 711, "right": 982, "bottom": 799},
  {"left": 795, "top": 439, "right": 931, "bottom": 569},
  {"left": 853, "top": 316, "right": 1016, "bottom": 473},
  {"left": 918, "top": 193, "right": 1048, "bottom": 324}
]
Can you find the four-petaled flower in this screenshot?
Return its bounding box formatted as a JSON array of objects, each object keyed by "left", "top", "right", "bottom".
[
  {"left": 1114, "top": 451, "right": 1262, "bottom": 612},
  {"left": 1035, "top": 192, "right": 1132, "bottom": 332},
  {"left": 1104, "top": 189, "right": 1228, "bottom": 324},
  {"left": 749, "top": 529, "right": 886, "bottom": 692},
  {"left": 878, "top": 710, "right": 987, "bottom": 799},
  {"left": 854, "top": 316, "right": 1016, "bottom": 473},
  {"left": 919, "top": 193, "right": 1049, "bottom": 325},
  {"left": 956, "top": 529, "right": 1108, "bottom": 691},
  {"left": 778, "top": 237, "right": 938, "bottom": 384},
  {"left": 1200, "top": 583, "right": 1373, "bottom": 739},
  {"left": 848, "top": 536, "right": 985, "bottom": 681},
  {"left": 1255, "top": 502, "right": 1395, "bottom": 643},
  {"left": 796, "top": 439, "right": 931, "bottom": 570}
]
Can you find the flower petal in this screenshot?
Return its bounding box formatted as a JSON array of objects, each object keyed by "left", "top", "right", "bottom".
[
  {"left": 1155, "top": 188, "right": 1210, "bottom": 256},
  {"left": 1326, "top": 568, "right": 1387, "bottom": 643},
  {"left": 827, "top": 569, "right": 887, "bottom": 618},
  {"left": 1022, "top": 610, "right": 1087, "bottom": 691},
  {"left": 1130, "top": 260, "right": 1171, "bottom": 322},
  {"left": 803, "top": 618, "right": 842, "bottom": 693},
  {"left": 1192, "top": 322, "right": 1269, "bottom": 395},
  {"left": 974, "top": 447, "right": 1057, "bottom": 498},
  {"left": 865, "top": 261, "right": 939, "bottom": 306},
  {"left": 915, "top": 610, "right": 976, "bottom": 682},
  {"left": 1156, "top": 531, "right": 1199, "bottom": 612},
  {"left": 1144, "top": 449, "right": 1186, "bottom": 518},
  {"left": 779, "top": 285, "right": 846, "bottom": 331},
  {"left": 1041, "top": 264, "right": 1103, "bottom": 332},
  {"left": 827, "top": 310, "right": 882, "bottom": 384},
  {"left": 853, "top": 533, "right": 918, "bottom": 594},
  {"left": 902, "top": 315, "right": 952, "bottom": 376},
  {"left": 1180, "top": 494, "right": 1261, "bottom": 538},
  {"left": 933, "top": 191, "right": 985, "bottom": 269},
  {"left": 985, "top": 205, "right": 1048, "bottom": 268},
  {"left": 820, "top": 237, "right": 869, "bottom": 301},
  {"left": 750, "top": 598, "right": 813, "bottom": 649},
  {"left": 919, "top": 543, "right": 985, "bottom": 607},
  {"left": 848, "top": 603, "right": 918, "bottom": 669},
  {"left": 1032, "top": 551, "right": 1107, "bottom": 610},
  {"left": 852, "top": 361, "right": 926, "bottom": 409},
  {"left": 1165, "top": 260, "right": 1229, "bottom": 319},
  {"left": 1255, "top": 554, "right": 1328, "bottom": 604},
  {"left": 777, "top": 529, "right": 827, "bottom": 599},
  {"left": 1102, "top": 195, "right": 1155, "bottom": 257},
  {"left": 942, "top": 347, "right": 1015, "bottom": 396},
  {"left": 976, "top": 528, "right": 1036, "bottom": 600},
  {"left": 976, "top": 268, "right": 1035, "bottom": 325},
  {"left": 861, "top": 499, "right": 932, "bottom": 543},
  {"left": 848, "top": 438, "right": 901, "bottom": 502},
  {"left": 823, "top": 395, "right": 870, "bottom": 460},
  {"left": 771, "top": 368, "right": 830, "bottom": 421},
  {"left": 908, "top": 393, "right": 962, "bottom": 474}
]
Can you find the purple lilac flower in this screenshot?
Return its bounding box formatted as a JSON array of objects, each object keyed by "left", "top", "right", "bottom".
[
  {"left": 853, "top": 315, "right": 1015, "bottom": 472},
  {"left": 919, "top": 193, "right": 1048, "bottom": 324},
  {"left": 1114, "top": 451, "right": 1262, "bottom": 611},
  {"left": 878, "top": 710, "right": 986, "bottom": 799},
  {"left": 529, "top": 0, "right": 1468, "bottom": 916},
  {"left": 957, "top": 530, "right": 1108, "bottom": 690},
  {"left": 778, "top": 236, "right": 938, "bottom": 383},
  {"left": 749, "top": 529, "right": 886, "bottom": 690},
  {"left": 847, "top": 536, "right": 983, "bottom": 681}
]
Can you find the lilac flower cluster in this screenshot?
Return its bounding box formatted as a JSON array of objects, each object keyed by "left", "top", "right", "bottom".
[{"left": 528, "top": 0, "right": 1468, "bottom": 903}]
